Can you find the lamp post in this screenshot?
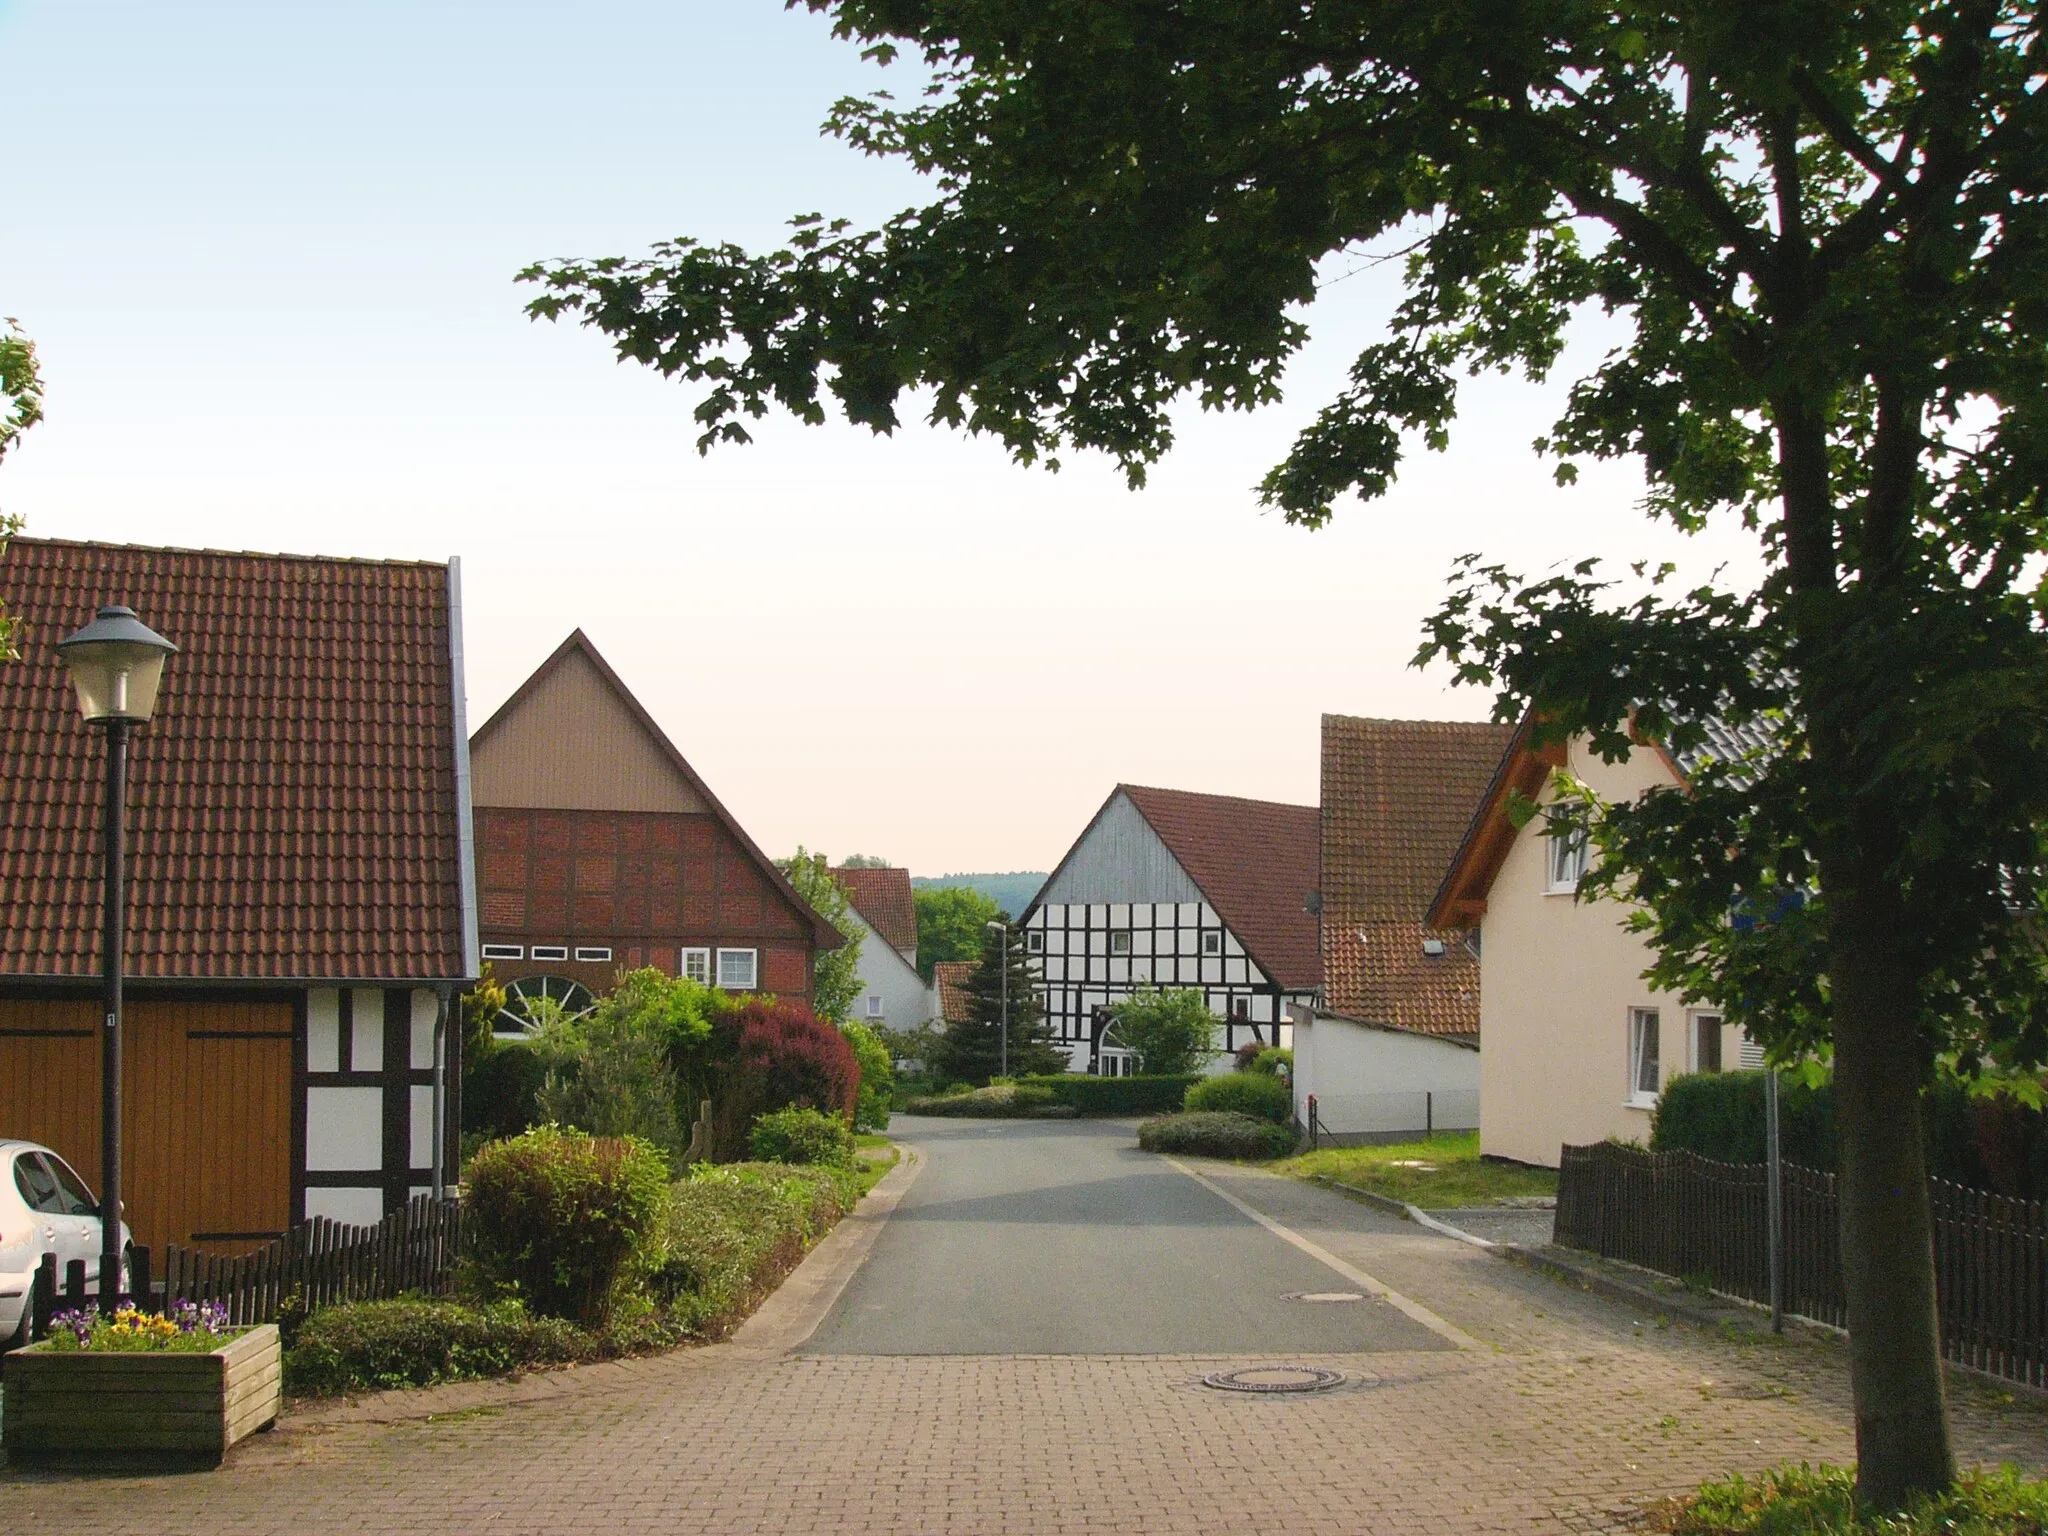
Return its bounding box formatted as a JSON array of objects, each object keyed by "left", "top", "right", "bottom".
[
  {"left": 985, "top": 920, "right": 1009, "bottom": 1079},
  {"left": 57, "top": 605, "right": 178, "bottom": 1313}
]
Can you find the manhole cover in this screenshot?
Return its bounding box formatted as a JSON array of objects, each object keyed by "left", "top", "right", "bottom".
[
  {"left": 1282, "top": 1291, "right": 1366, "bottom": 1304},
  {"left": 1202, "top": 1365, "right": 1346, "bottom": 1394}
]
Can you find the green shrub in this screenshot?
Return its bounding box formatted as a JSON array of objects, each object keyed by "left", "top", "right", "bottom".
[
  {"left": 749, "top": 1106, "right": 856, "bottom": 1167},
  {"left": 650, "top": 1162, "right": 854, "bottom": 1335},
  {"left": 903, "top": 1083, "right": 1068, "bottom": 1117},
  {"left": 1184, "top": 1072, "right": 1293, "bottom": 1123},
  {"left": 1136, "top": 1111, "right": 1296, "bottom": 1160},
  {"left": 285, "top": 1297, "right": 596, "bottom": 1394},
  {"left": 529, "top": 994, "right": 685, "bottom": 1165},
  {"left": 463, "top": 1126, "right": 671, "bottom": 1323},
  {"left": 1251, "top": 1047, "right": 1293, "bottom": 1079},
  {"left": 841, "top": 1019, "right": 894, "bottom": 1131},
  {"left": 1016, "top": 1074, "right": 1201, "bottom": 1116},
  {"left": 462, "top": 1040, "right": 546, "bottom": 1142},
  {"left": 1651, "top": 1071, "right": 1837, "bottom": 1168},
  {"left": 1672, "top": 1462, "right": 2048, "bottom": 1533}
]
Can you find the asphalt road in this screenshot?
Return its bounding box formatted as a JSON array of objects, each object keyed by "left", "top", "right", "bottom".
[{"left": 804, "top": 1115, "right": 1455, "bottom": 1356}]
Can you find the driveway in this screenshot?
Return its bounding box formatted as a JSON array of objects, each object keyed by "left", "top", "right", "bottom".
[{"left": 6, "top": 1115, "right": 2048, "bottom": 1534}]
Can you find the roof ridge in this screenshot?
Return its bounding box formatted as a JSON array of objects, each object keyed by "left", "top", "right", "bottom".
[
  {"left": 1320, "top": 712, "right": 1510, "bottom": 730},
  {"left": 1118, "top": 781, "right": 1318, "bottom": 814},
  {"left": 10, "top": 534, "right": 450, "bottom": 571}
]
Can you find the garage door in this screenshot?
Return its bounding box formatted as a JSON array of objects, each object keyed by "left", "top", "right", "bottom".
[{"left": 0, "top": 998, "right": 293, "bottom": 1253}]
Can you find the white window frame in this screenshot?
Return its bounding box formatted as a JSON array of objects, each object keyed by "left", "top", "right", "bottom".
[
  {"left": 530, "top": 944, "right": 568, "bottom": 962},
  {"left": 1627, "top": 1007, "right": 1662, "bottom": 1108},
  {"left": 574, "top": 946, "right": 613, "bottom": 964},
  {"left": 1547, "top": 826, "right": 1589, "bottom": 893},
  {"left": 865, "top": 995, "right": 883, "bottom": 1018},
  {"left": 1026, "top": 931, "right": 1044, "bottom": 953},
  {"left": 680, "top": 947, "right": 711, "bottom": 985},
  {"left": 481, "top": 943, "right": 523, "bottom": 961},
  {"left": 1689, "top": 1010, "right": 1725, "bottom": 1074},
  {"left": 1200, "top": 931, "right": 1222, "bottom": 956},
  {"left": 1110, "top": 931, "right": 1131, "bottom": 955},
  {"left": 717, "top": 948, "right": 759, "bottom": 991}
]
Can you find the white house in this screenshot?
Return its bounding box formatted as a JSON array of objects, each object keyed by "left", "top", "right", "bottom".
[
  {"left": 1428, "top": 718, "right": 1763, "bottom": 1167},
  {"left": 1019, "top": 785, "right": 1320, "bottom": 1074},
  {"left": 832, "top": 864, "right": 936, "bottom": 1030}
]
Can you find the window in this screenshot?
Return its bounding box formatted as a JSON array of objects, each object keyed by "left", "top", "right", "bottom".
[
  {"left": 680, "top": 947, "right": 710, "bottom": 984},
  {"left": 1548, "top": 827, "right": 1589, "bottom": 892},
  {"left": 1110, "top": 931, "right": 1131, "bottom": 955},
  {"left": 1691, "top": 1011, "right": 1724, "bottom": 1073},
  {"left": 12, "top": 1152, "right": 61, "bottom": 1214},
  {"left": 1026, "top": 931, "right": 1044, "bottom": 953},
  {"left": 1628, "top": 1008, "right": 1662, "bottom": 1106},
  {"left": 530, "top": 944, "right": 568, "bottom": 962},
  {"left": 865, "top": 995, "right": 883, "bottom": 1018},
  {"left": 1201, "top": 931, "right": 1222, "bottom": 956},
  {"left": 481, "top": 943, "right": 523, "bottom": 961},
  {"left": 574, "top": 946, "right": 613, "bottom": 964},
  {"left": 1231, "top": 997, "right": 1249, "bottom": 1021},
  {"left": 1738, "top": 1033, "right": 1767, "bottom": 1070},
  {"left": 718, "top": 948, "right": 758, "bottom": 990},
  {"left": 44, "top": 1154, "right": 97, "bottom": 1216},
  {"left": 500, "top": 975, "right": 596, "bottom": 1033}
]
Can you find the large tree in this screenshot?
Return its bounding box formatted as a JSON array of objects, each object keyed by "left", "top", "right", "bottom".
[
  {"left": 912, "top": 884, "right": 1002, "bottom": 979},
  {"left": 523, "top": 1, "right": 2048, "bottom": 1502},
  {"left": 777, "top": 847, "right": 865, "bottom": 1025},
  {"left": 0, "top": 319, "right": 42, "bottom": 662}
]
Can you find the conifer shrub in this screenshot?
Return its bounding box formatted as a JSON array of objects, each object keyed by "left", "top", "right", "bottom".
[{"left": 463, "top": 1126, "right": 670, "bottom": 1323}]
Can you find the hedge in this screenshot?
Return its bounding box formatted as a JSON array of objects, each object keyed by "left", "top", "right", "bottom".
[
  {"left": 1136, "top": 1111, "right": 1297, "bottom": 1160},
  {"left": 1652, "top": 1069, "right": 2048, "bottom": 1201},
  {"left": 1184, "top": 1072, "right": 1293, "bottom": 1123},
  {"left": 902, "top": 1084, "right": 1070, "bottom": 1118},
  {"left": 1015, "top": 1074, "right": 1203, "bottom": 1116}
]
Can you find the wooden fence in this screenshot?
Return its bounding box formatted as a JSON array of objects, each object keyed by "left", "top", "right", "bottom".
[
  {"left": 1555, "top": 1142, "right": 2048, "bottom": 1388},
  {"left": 160, "top": 1194, "right": 466, "bottom": 1326}
]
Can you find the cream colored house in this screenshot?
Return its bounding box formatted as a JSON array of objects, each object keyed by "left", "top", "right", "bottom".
[{"left": 1428, "top": 721, "right": 1759, "bottom": 1168}]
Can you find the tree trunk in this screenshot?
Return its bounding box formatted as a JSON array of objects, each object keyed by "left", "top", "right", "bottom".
[{"left": 1829, "top": 892, "right": 1957, "bottom": 1505}]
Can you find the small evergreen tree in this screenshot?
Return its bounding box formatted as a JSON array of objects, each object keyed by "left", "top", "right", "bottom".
[{"left": 932, "top": 924, "right": 1063, "bottom": 1084}]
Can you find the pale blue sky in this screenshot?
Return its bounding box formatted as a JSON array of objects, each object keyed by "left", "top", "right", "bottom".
[{"left": 0, "top": 1, "right": 1763, "bottom": 872}]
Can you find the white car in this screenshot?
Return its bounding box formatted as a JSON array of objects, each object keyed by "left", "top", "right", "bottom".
[{"left": 0, "top": 1140, "right": 133, "bottom": 1349}]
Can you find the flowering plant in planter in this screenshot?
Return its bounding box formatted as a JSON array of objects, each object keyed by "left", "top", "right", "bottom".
[{"left": 44, "top": 1300, "right": 234, "bottom": 1352}]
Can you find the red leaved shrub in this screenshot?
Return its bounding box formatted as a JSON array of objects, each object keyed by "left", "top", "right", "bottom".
[{"left": 705, "top": 997, "right": 859, "bottom": 1161}]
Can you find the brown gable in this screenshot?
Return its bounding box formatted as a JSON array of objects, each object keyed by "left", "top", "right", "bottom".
[
  {"left": 0, "top": 537, "right": 468, "bottom": 982},
  {"left": 1425, "top": 715, "right": 1561, "bottom": 931},
  {"left": 472, "top": 632, "right": 842, "bottom": 952},
  {"left": 834, "top": 865, "right": 917, "bottom": 953},
  {"left": 933, "top": 960, "right": 975, "bottom": 1024},
  {"left": 1119, "top": 784, "right": 1321, "bottom": 991},
  {"left": 1321, "top": 715, "right": 1518, "bottom": 1036}
]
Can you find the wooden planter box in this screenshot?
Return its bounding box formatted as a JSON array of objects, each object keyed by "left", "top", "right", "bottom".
[{"left": 1, "top": 1323, "right": 281, "bottom": 1467}]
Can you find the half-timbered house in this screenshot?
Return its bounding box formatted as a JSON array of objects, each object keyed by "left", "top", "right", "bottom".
[
  {"left": 0, "top": 537, "right": 475, "bottom": 1249},
  {"left": 468, "top": 631, "right": 841, "bottom": 1023},
  {"left": 1019, "top": 785, "right": 1320, "bottom": 1073}
]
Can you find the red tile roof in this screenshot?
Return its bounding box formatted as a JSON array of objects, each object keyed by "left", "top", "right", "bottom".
[
  {"left": 1320, "top": 715, "right": 1516, "bottom": 1038},
  {"left": 932, "top": 960, "right": 975, "bottom": 1023},
  {"left": 833, "top": 865, "right": 917, "bottom": 953},
  {"left": 0, "top": 537, "right": 469, "bottom": 982},
  {"left": 1119, "top": 784, "right": 1322, "bottom": 991}
]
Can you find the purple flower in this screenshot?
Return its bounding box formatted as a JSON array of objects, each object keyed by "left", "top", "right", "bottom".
[{"left": 51, "top": 1307, "right": 93, "bottom": 1347}]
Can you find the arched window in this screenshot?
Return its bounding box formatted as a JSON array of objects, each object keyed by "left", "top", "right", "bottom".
[{"left": 497, "top": 975, "right": 596, "bottom": 1036}]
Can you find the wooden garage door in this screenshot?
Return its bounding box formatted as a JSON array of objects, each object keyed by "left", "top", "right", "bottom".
[{"left": 0, "top": 998, "right": 293, "bottom": 1253}]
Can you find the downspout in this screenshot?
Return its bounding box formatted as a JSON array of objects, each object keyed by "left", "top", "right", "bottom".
[
  {"left": 432, "top": 985, "right": 449, "bottom": 1200},
  {"left": 444, "top": 555, "right": 477, "bottom": 1201}
]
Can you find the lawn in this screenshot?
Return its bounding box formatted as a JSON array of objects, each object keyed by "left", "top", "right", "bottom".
[
  {"left": 1276, "top": 1131, "right": 1558, "bottom": 1208},
  {"left": 852, "top": 1133, "right": 900, "bottom": 1196}
]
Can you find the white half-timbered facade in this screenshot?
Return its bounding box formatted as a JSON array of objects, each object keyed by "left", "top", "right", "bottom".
[{"left": 1020, "top": 785, "right": 1322, "bottom": 1073}]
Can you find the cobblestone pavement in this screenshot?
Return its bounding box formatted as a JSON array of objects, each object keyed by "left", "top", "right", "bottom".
[{"left": 5, "top": 1143, "right": 2047, "bottom": 1534}]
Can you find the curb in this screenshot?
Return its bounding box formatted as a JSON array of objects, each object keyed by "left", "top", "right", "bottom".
[{"left": 1309, "top": 1175, "right": 1497, "bottom": 1249}]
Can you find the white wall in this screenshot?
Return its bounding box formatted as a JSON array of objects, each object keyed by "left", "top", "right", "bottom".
[
  {"left": 1292, "top": 1010, "right": 1479, "bottom": 1137},
  {"left": 844, "top": 906, "right": 935, "bottom": 1030}
]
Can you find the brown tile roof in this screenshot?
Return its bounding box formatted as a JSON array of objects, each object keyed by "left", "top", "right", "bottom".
[
  {"left": 0, "top": 537, "right": 470, "bottom": 982},
  {"left": 833, "top": 865, "right": 917, "bottom": 953},
  {"left": 1320, "top": 714, "right": 1517, "bottom": 1037},
  {"left": 1119, "top": 784, "right": 1322, "bottom": 991},
  {"left": 932, "top": 960, "right": 975, "bottom": 1024}
]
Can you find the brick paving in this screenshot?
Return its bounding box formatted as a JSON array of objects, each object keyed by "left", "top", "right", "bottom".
[{"left": 5, "top": 1162, "right": 2047, "bottom": 1533}]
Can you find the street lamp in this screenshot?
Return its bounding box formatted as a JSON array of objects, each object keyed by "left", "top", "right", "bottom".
[
  {"left": 985, "top": 920, "right": 1009, "bottom": 1079},
  {"left": 57, "top": 605, "right": 178, "bottom": 1312}
]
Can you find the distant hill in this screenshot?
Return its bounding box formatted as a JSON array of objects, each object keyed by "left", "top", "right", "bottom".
[{"left": 911, "top": 871, "right": 1048, "bottom": 920}]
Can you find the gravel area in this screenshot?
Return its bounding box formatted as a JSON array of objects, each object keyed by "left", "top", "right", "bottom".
[{"left": 1424, "top": 1206, "right": 1558, "bottom": 1247}]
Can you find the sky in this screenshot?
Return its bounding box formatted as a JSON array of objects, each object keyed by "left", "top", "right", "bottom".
[{"left": 0, "top": 1, "right": 1767, "bottom": 875}]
